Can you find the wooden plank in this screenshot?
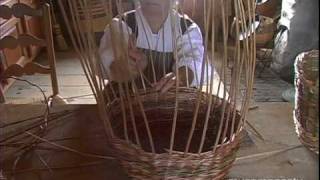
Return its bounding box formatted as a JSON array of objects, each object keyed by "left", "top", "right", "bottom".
[
  {"left": 11, "top": 74, "right": 90, "bottom": 86},
  {"left": 5, "top": 85, "right": 93, "bottom": 98},
  {"left": 5, "top": 96, "right": 96, "bottom": 104},
  {"left": 4, "top": 84, "right": 94, "bottom": 104},
  {"left": 34, "top": 52, "right": 86, "bottom": 75},
  {"left": 0, "top": 34, "right": 46, "bottom": 49}
]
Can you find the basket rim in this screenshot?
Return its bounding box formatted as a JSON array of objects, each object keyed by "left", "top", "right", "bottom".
[
  {"left": 107, "top": 87, "right": 244, "bottom": 155},
  {"left": 110, "top": 127, "right": 244, "bottom": 156}
]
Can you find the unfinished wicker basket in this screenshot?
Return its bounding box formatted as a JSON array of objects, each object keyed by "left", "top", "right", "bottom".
[
  {"left": 57, "top": 0, "right": 256, "bottom": 179},
  {"left": 294, "top": 50, "right": 319, "bottom": 154},
  {"left": 108, "top": 88, "right": 242, "bottom": 179}
]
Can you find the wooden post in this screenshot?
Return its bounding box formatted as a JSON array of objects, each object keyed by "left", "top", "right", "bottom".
[{"left": 43, "top": 3, "right": 59, "bottom": 96}]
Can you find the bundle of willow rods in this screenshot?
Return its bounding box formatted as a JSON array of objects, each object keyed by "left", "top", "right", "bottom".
[
  {"left": 57, "top": 0, "right": 256, "bottom": 179},
  {"left": 294, "top": 50, "right": 319, "bottom": 154},
  {"left": 0, "top": 110, "right": 76, "bottom": 163},
  {"left": 0, "top": 77, "right": 76, "bottom": 165}
]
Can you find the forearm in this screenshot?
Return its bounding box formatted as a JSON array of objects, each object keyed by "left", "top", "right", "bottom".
[{"left": 99, "top": 18, "right": 132, "bottom": 81}]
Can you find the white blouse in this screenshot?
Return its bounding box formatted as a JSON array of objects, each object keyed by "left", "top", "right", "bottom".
[{"left": 99, "top": 8, "right": 212, "bottom": 87}]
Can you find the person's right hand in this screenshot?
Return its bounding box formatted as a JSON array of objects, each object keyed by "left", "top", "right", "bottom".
[
  {"left": 128, "top": 36, "right": 147, "bottom": 72},
  {"left": 108, "top": 36, "right": 147, "bottom": 83}
]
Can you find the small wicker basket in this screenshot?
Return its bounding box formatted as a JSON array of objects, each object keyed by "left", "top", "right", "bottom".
[
  {"left": 256, "top": 0, "right": 279, "bottom": 18},
  {"left": 255, "top": 16, "right": 276, "bottom": 48},
  {"left": 294, "top": 50, "right": 319, "bottom": 154},
  {"left": 108, "top": 88, "right": 243, "bottom": 179}
]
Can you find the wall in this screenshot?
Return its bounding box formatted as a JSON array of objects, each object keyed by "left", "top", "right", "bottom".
[{"left": 272, "top": 0, "right": 319, "bottom": 83}]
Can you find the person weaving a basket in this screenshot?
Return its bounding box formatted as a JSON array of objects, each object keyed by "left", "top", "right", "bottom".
[{"left": 99, "top": 0, "right": 212, "bottom": 93}]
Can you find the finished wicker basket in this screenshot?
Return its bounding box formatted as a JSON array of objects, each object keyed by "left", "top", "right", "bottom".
[
  {"left": 256, "top": 0, "right": 279, "bottom": 18},
  {"left": 108, "top": 88, "right": 242, "bottom": 179},
  {"left": 294, "top": 50, "right": 319, "bottom": 154},
  {"left": 255, "top": 16, "right": 276, "bottom": 48}
]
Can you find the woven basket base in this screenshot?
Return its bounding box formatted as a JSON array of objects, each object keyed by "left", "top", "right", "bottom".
[
  {"left": 294, "top": 111, "right": 319, "bottom": 154},
  {"left": 108, "top": 89, "right": 243, "bottom": 179},
  {"left": 111, "top": 132, "right": 241, "bottom": 180}
]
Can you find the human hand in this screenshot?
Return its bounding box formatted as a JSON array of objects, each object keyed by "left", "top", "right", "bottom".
[
  {"left": 109, "top": 36, "right": 147, "bottom": 82},
  {"left": 153, "top": 72, "right": 177, "bottom": 94},
  {"left": 152, "top": 67, "right": 194, "bottom": 94},
  {"left": 128, "top": 36, "right": 147, "bottom": 72}
]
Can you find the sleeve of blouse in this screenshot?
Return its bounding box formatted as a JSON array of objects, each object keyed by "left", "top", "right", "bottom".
[
  {"left": 175, "top": 22, "right": 212, "bottom": 87},
  {"left": 98, "top": 18, "right": 132, "bottom": 79}
]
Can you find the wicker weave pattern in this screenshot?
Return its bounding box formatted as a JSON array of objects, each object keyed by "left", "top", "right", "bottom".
[
  {"left": 111, "top": 132, "right": 241, "bottom": 180},
  {"left": 294, "top": 50, "right": 319, "bottom": 154},
  {"left": 107, "top": 88, "right": 243, "bottom": 179},
  {"left": 294, "top": 114, "right": 319, "bottom": 154}
]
